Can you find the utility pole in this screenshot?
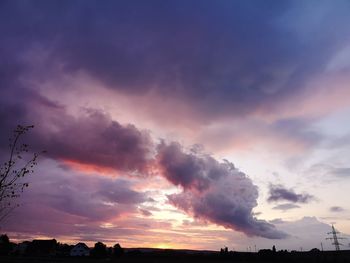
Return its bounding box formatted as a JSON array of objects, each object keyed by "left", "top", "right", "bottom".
[
  {"left": 321, "top": 242, "right": 323, "bottom": 252},
  {"left": 326, "top": 224, "right": 345, "bottom": 251}
]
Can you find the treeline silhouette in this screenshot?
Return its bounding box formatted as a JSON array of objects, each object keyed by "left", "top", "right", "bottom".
[
  {"left": 0, "top": 234, "right": 124, "bottom": 258},
  {"left": 1, "top": 234, "right": 350, "bottom": 263}
]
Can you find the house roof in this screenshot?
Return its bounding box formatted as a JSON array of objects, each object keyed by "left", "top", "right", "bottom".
[{"left": 73, "top": 243, "right": 90, "bottom": 250}]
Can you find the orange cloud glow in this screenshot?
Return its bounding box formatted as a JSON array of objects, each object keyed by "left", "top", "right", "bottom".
[{"left": 62, "top": 159, "right": 120, "bottom": 177}]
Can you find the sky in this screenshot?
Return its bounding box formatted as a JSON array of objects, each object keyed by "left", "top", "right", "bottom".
[{"left": 1, "top": 0, "right": 350, "bottom": 251}]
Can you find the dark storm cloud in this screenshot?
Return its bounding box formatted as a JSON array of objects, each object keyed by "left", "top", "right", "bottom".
[
  {"left": 267, "top": 184, "right": 314, "bottom": 203},
  {"left": 157, "top": 142, "right": 287, "bottom": 239},
  {"left": 1, "top": 1, "right": 349, "bottom": 120}
]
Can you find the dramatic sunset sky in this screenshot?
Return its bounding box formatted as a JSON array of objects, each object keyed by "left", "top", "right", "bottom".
[{"left": 1, "top": 0, "right": 350, "bottom": 251}]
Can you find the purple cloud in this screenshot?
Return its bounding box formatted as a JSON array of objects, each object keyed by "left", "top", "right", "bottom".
[
  {"left": 156, "top": 141, "right": 213, "bottom": 191},
  {"left": 1, "top": 1, "right": 349, "bottom": 122},
  {"left": 3, "top": 162, "right": 150, "bottom": 235},
  {"left": 329, "top": 206, "right": 345, "bottom": 212},
  {"left": 157, "top": 142, "right": 287, "bottom": 239},
  {"left": 267, "top": 184, "right": 314, "bottom": 204},
  {"left": 37, "top": 110, "right": 153, "bottom": 174},
  {"left": 0, "top": 92, "right": 154, "bottom": 175},
  {"left": 272, "top": 203, "right": 300, "bottom": 211},
  {"left": 1, "top": 1, "right": 349, "bottom": 248},
  {"left": 0, "top": 91, "right": 287, "bottom": 239}
]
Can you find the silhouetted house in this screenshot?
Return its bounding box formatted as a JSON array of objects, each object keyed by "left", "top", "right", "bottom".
[
  {"left": 13, "top": 241, "right": 30, "bottom": 255},
  {"left": 27, "top": 239, "right": 57, "bottom": 256},
  {"left": 70, "top": 243, "right": 90, "bottom": 256}
]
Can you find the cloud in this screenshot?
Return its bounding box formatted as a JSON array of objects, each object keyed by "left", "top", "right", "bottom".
[
  {"left": 32, "top": 168, "right": 149, "bottom": 221},
  {"left": 139, "top": 209, "right": 152, "bottom": 217},
  {"left": 272, "top": 203, "right": 300, "bottom": 211},
  {"left": 2, "top": 160, "right": 150, "bottom": 238},
  {"left": 0, "top": 91, "right": 154, "bottom": 175},
  {"left": 95, "top": 180, "right": 148, "bottom": 205},
  {"left": 269, "top": 218, "right": 285, "bottom": 224},
  {"left": 306, "top": 164, "right": 350, "bottom": 184},
  {"left": 0, "top": 90, "right": 287, "bottom": 239},
  {"left": 195, "top": 117, "right": 324, "bottom": 156},
  {"left": 267, "top": 184, "right": 314, "bottom": 203},
  {"left": 157, "top": 142, "right": 287, "bottom": 239},
  {"left": 269, "top": 118, "right": 323, "bottom": 148},
  {"left": 156, "top": 142, "right": 213, "bottom": 191},
  {"left": 331, "top": 167, "right": 350, "bottom": 178},
  {"left": 330, "top": 206, "right": 345, "bottom": 212},
  {"left": 1, "top": 1, "right": 349, "bottom": 123},
  {"left": 39, "top": 110, "right": 154, "bottom": 174},
  {"left": 1, "top": 1, "right": 350, "bottom": 248}
]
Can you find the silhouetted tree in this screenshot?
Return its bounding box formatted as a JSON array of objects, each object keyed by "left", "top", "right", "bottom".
[
  {"left": 113, "top": 243, "right": 124, "bottom": 257},
  {"left": 91, "top": 242, "right": 107, "bottom": 258},
  {"left": 57, "top": 242, "right": 73, "bottom": 256},
  {"left": 220, "top": 246, "right": 229, "bottom": 257},
  {"left": 0, "top": 125, "right": 43, "bottom": 222},
  {"left": 0, "top": 234, "right": 11, "bottom": 255},
  {"left": 272, "top": 245, "right": 276, "bottom": 253}
]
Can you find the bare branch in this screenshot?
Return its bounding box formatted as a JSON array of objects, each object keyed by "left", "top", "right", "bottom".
[{"left": 0, "top": 125, "right": 42, "bottom": 223}]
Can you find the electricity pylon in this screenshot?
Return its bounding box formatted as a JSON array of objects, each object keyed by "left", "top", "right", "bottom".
[{"left": 326, "top": 224, "right": 345, "bottom": 251}]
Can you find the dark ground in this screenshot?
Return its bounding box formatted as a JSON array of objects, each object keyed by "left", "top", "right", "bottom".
[{"left": 1, "top": 250, "right": 350, "bottom": 263}]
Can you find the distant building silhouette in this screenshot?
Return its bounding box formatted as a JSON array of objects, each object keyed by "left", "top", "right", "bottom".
[
  {"left": 70, "top": 242, "right": 90, "bottom": 256},
  {"left": 27, "top": 239, "right": 57, "bottom": 256},
  {"left": 13, "top": 241, "right": 30, "bottom": 255}
]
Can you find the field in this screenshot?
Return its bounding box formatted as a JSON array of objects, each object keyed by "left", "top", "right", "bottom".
[{"left": 2, "top": 250, "right": 350, "bottom": 263}]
